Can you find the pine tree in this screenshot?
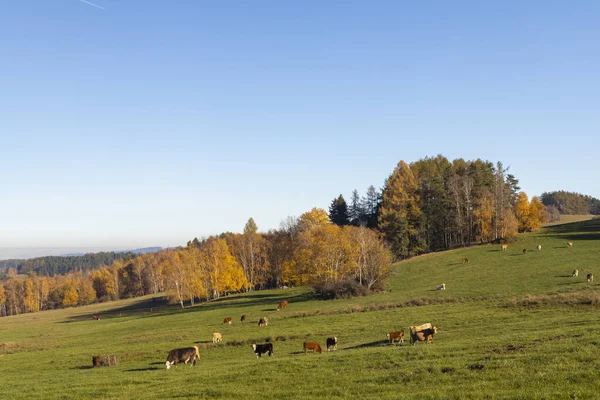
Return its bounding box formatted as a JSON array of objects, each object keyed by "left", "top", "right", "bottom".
[
  {"left": 348, "top": 189, "right": 366, "bottom": 226},
  {"left": 329, "top": 195, "right": 350, "bottom": 226}
]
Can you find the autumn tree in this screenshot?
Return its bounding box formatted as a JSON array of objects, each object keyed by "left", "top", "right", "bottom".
[{"left": 298, "top": 208, "right": 330, "bottom": 231}]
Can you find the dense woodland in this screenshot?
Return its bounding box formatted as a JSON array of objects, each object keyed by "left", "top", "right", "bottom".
[
  {"left": 0, "top": 155, "right": 571, "bottom": 317},
  {"left": 541, "top": 190, "right": 600, "bottom": 215}
]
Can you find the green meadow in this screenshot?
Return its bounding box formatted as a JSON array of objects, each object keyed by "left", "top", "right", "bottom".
[{"left": 1, "top": 220, "right": 599, "bottom": 399}]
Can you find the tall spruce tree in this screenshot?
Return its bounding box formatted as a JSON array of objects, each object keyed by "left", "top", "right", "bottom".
[
  {"left": 349, "top": 189, "right": 366, "bottom": 226},
  {"left": 329, "top": 195, "right": 350, "bottom": 226}
]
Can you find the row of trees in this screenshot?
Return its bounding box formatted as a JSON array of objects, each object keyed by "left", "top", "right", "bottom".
[
  {"left": 0, "top": 211, "right": 391, "bottom": 316},
  {"left": 541, "top": 191, "right": 600, "bottom": 215},
  {"left": 329, "top": 156, "right": 548, "bottom": 259}
]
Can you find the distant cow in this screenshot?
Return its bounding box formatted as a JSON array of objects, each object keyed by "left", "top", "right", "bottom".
[
  {"left": 409, "top": 326, "right": 439, "bottom": 345},
  {"left": 462, "top": 258, "right": 469, "bottom": 263},
  {"left": 326, "top": 337, "right": 338, "bottom": 351},
  {"left": 258, "top": 317, "right": 269, "bottom": 327},
  {"left": 501, "top": 244, "right": 508, "bottom": 251},
  {"left": 92, "top": 315, "right": 101, "bottom": 321},
  {"left": 303, "top": 341, "right": 322, "bottom": 354},
  {"left": 252, "top": 343, "right": 273, "bottom": 358},
  {"left": 165, "top": 346, "right": 200, "bottom": 369},
  {"left": 92, "top": 355, "right": 116, "bottom": 367},
  {"left": 240, "top": 315, "right": 246, "bottom": 323},
  {"left": 223, "top": 317, "right": 232, "bottom": 325},
  {"left": 568, "top": 242, "right": 573, "bottom": 247},
  {"left": 277, "top": 300, "right": 288, "bottom": 311},
  {"left": 212, "top": 332, "right": 222, "bottom": 343},
  {"left": 437, "top": 283, "right": 446, "bottom": 291},
  {"left": 386, "top": 330, "right": 404, "bottom": 344},
  {"left": 572, "top": 269, "right": 579, "bottom": 277},
  {"left": 588, "top": 273, "right": 594, "bottom": 282},
  {"left": 523, "top": 249, "right": 528, "bottom": 254},
  {"left": 537, "top": 244, "right": 542, "bottom": 251}
]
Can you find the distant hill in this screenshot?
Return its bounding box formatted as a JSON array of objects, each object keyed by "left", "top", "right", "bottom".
[
  {"left": 541, "top": 191, "right": 600, "bottom": 215},
  {"left": 0, "top": 247, "right": 162, "bottom": 277}
]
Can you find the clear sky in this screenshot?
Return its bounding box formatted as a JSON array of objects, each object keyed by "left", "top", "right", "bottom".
[{"left": 1, "top": 1, "right": 599, "bottom": 256}]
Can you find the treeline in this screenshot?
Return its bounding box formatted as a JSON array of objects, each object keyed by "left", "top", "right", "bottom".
[
  {"left": 0, "top": 211, "right": 390, "bottom": 316},
  {"left": 541, "top": 191, "right": 600, "bottom": 215},
  {"left": 329, "top": 156, "right": 547, "bottom": 259},
  {"left": 0, "top": 252, "right": 138, "bottom": 277}
]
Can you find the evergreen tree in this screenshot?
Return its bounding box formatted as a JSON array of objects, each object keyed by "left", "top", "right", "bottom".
[
  {"left": 349, "top": 189, "right": 366, "bottom": 225},
  {"left": 328, "top": 195, "right": 350, "bottom": 226}
]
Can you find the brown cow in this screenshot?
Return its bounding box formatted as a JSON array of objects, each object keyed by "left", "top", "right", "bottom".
[
  {"left": 587, "top": 273, "right": 594, "bottom": 282},
  {"left": 241, "top": 315, "right": 246, "bottom": 323},
  {"left": 303, "top": 341, "right": 322, "bottom": 354},
  {"left": 386, "top": 330, "right": 404, "bottom": 344},
  {"left": 409, "top": 326, "right": 439, "bottom": 345},
  {"left": 223, "top": 317, "right": 232, "bottom": 325},
  {"left": 258, "top": 317, "right": 269, "bottom": 327},
  {"left": 501, "top": 244, "right": 508, "bottom": 251},
  {"left": 568, "top": 242, "right": 573, "bottom": 247},
  {"left": 523, "top": 249, "right": 528, "bottom": 254},
  {"left": 92, "top": 315, "right": 101, "bottom": 321},
  {"left": 165, "top": 346, "right": 200, "bottom": 369},
  {"left": 462, "top": 258, "right": 469, "bottom": 263},
  {"left": 92, "top": 355, "right": 116, "bottom": 367},
  {"left": 277, "top": 300, "right": 288, "bottom": 311}
]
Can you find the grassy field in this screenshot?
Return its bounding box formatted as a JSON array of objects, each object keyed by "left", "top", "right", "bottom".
[
  {"left": 1, "top": 221, "right": 600, "bottom": 399},
  {"left": 542, "top": 214, "right": 596, "bottom": 227}
]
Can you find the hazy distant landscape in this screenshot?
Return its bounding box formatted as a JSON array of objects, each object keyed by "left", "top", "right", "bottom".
[{"left": 0, "top": 247, "right": 162, "bottom": 261}]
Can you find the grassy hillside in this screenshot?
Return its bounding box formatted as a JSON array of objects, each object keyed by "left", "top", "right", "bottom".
[{"left": 1, "top": 221, "right": 599, "bottom": 399}]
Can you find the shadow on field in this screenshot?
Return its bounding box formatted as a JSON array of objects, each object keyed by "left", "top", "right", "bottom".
[
  {"left": 554, "top": 275, "right": 573, "bottom": 278},
  {"left": 343, "top": 340, "right": 389, "bottom": 350},
  {"left": 62, "top": 291, "right": 318, "bottom": 324},
  {"left": 72, "top": 366, "right": 94, "bottom": 370},
  {"left": 262, "top": 308, "right": 278, "bottom": 312},
  {"left": 124, "top": 367, "right": 162, "bottom": 372},
  {"left": 149, "top": 362, "right": 164, "bottom": 365}
]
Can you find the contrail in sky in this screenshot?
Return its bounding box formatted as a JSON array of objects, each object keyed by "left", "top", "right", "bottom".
[{"left": 80, "top": 0, "right": 105, "bottom": 9}]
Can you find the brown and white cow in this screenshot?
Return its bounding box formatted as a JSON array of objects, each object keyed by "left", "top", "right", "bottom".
[
  {"left": 572, "top": 269, "right": 579, "bottom": 277},
  {"left": 212, "top": 332, "right": 222, "bottom": 343},
  {"left": 303, "top": 341, "right": 322, "bottom": 354},
  {"left": 223, "top": 317, "right": 232, "bottom": 325},
  {"left": 386, "top": 330, "right": 404, "bottom": 344},
  {"left": 462, "top": 258, "right": 469, "bottom": 263},
  {"left": 92, "top": 355, "right": 116, "bottom": 367},
  {"left": 92, "top": 315, "right": 101, "bottom": 321},
  {"left": 523, "top": 249, "right": 528, "bottom": 254},
  {"left": 165, "top": 346, "right": 200, "bottom": 369},
  {"left": 326, "top": 337, "right": 338, "bottom": 351},
  {"left": 252, "top": 343, "right": 273, "bottom": 358},
  {"left": 588, "top": 273, "right": 594, "bottom": 282},
  {"left": 258, "top": 317, "right": 269, "bottom": 327},
  {"left": 409, "top": 326, "right": 439, "bottom": 345},
  {"left": 277, "top": 300, "right": 288, "bottom": 311},
  {"left": 240, "top": 315, "right": 246, "bottom": 323}
]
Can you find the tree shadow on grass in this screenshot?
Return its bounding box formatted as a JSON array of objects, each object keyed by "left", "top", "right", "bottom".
[
  {"left": 554, "top": 275, "right": 573, "bottom": 278},
  {"left": 124, "top": 367, "right": 162, "bottom": 372},
  {"left": 262, "top": 308, "right": 278, "bottom": 312},
  {"left": 343, "top": 340, "right": 389, "bottom": 350}
]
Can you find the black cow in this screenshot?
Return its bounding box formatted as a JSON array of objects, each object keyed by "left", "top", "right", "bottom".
[
  {"left": 165, "top": 346, "right": 200, "bottom": 369},
  {"left": 252, "top": 343, "right": 273, "bottom": 358},
  {"left": 326, "top": 337, "right": 338, "bottom": 351}
]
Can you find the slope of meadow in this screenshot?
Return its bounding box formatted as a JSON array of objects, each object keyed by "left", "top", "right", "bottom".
[{"left": 1, "top": 220, "right": 599, "bottom": 399}]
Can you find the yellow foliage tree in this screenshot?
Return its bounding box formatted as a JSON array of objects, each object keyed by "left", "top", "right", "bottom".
[
  {"left": 62, "top": 281, "right": 79, "bottom": 307},
  {"left": 298, "top": 208, "right": 330, "bottom": 231}
]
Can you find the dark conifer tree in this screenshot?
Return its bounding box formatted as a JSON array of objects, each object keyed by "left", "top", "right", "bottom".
[{"left": 329, "top": 195, "right": 350, "bottom": 226}]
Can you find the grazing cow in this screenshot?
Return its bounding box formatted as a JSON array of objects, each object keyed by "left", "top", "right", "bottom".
[
  {"left": 92, "top": 315, "right": 101, "bottom": 321},
  {"left": 572, "top": 269, "right": 579, "bottom": 277},
  {"left": 537, "top": 244, "right": 542, "bottom": 251},
  {"left": 568, "top": 242, "right": 573, "bottom": 247},
  {"left": 251, "top": 343, "right": 273, "bottom": 358},
  {"left": 277, "top": 300, "right": 289, "bottom": 311},
  {"left": 258, "top": 317, "right": 269, "bottom": 327},
  {"left": 240, "top": 315, "right": 246, "bottom": 323},
  {"left": 462, "top": 258, "right": 469, "bottom": 263},
  {"left": 212, "top": 332, "right": 222, "bottom": 343},
  {"left": 386, "top": 330, "right": 404, "bottom": 344},
  {"left": 326, "top": 337, "right": 338, "bottom": 351},
  {"left": 92, "top": 355, "right": 117, "bottom": 367},
  {"left": 303, "top": 341, "right": 323, "bottom": 354},
  {"left": 408, "top": 325, "right": 439, "bottom": 345},
  {"left": 437, "top": 283, "right": 446, "bottom": 291},
  {"left": 588, "top": 273, "right": 594, "bottom": 282},
  {"left": 165, "top": 346, "right": 200, "bottom": 369},
  {"left": 223, "top": 317, "right": 232, "bottom": 325},
  {"left": 501, "top": 244, "right": 508, "bottom": 251},
  {"left": 523, "top": 249, "right": 528, "bottom": 254}
]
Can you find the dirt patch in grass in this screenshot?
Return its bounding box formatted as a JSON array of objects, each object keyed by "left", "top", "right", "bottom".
[
  {"left": 0, "top": 342, "right": 29, "bottom": 355},
  {"left": 494, "top": 344, "right": 525, "bottom": 354},
  {"left": 467, "top": 364, "right": 485, "bottom": 371}
]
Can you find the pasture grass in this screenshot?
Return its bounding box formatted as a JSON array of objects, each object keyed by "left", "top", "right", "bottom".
[{"left": 1, "top": 220, "right": 600, "bottom": 399}]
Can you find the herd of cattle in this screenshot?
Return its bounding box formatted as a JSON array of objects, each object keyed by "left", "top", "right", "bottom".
[
  {"left": 159, "top": 300, "right": 439, "bottom": 369},
  {"left": 92, "top": 240, "right": 594, "bottom": 369}
]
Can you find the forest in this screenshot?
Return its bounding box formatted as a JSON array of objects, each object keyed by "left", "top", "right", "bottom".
[
  {"left": 0, "top": 155, "right": 559, "bottom": 317},
  {"left": 541, "top": 190, "right": 600, "bottom": 215}
]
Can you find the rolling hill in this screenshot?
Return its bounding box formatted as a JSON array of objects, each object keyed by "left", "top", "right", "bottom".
[{"left": 0, "top": 220, "right": 599, "bottom": 399}]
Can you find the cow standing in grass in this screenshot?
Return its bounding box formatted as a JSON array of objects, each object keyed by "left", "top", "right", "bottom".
[
  {"left": 386, "top": 331, "right": 404, "bottom": 344},
  {"left": 277, "top": 300, "right": 288, "bottom": 311},
  {"left": 572, "top": 269, "right": 579, "bottom": 277},
  {"left": 409, "top": 326, "right": 439, "bottom": 345},
  {"left": 252, "top": 343, "right": 273, "bottom": 358},
  {"left": 326, "top": 337, "right": 338, "bottom": 351},
  {"left": 223, "top": 317, "right": 232, "bottom": 324},
  {"left": 501, "top": 244, "right": 508, "bottom": 251},
  {"left": 588, "top": 273, "right": 594, "bottom": 282},
  {"left": 165, "top": 346, "right": 200, "bottom": 369}
]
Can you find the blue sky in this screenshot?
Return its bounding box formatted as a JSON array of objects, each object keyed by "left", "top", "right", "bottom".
[{"left": 1, "top": 1, "right": 599, "bottom": 254}]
